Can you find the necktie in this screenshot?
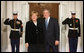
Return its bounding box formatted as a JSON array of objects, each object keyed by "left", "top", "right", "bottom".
[{"left": 45, "top": 19, "right": 48, "bottom": 30}]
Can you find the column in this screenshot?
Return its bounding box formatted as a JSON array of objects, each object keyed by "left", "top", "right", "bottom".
[{"left": 1, "top": 1, "right": 8, "bottom": 52}]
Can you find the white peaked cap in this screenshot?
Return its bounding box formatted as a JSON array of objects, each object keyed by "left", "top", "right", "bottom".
[
  {"left": 13, "top": 11, "right": 18, "bottom": 14},
  {"left": 70, "top": 11, "right": 76, "bottom": 15},
  {"left": 71, "top": 11, "right": 76, "bottom": 13}
]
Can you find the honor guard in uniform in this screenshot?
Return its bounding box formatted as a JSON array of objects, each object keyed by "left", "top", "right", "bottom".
[
  {"left": 4, "top": 11, "right": 23, "bottom": 52},
  {"left": 62, "top": 11, "right": 81, "bottom": 52}
]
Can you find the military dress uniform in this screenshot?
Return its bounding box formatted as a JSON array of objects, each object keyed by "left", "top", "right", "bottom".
[
  {"left": 4, "top": 12, "right": 23, "bottom": 52},
  {"left": 62, "top": 12, "right": 81, "bottom": 52}
]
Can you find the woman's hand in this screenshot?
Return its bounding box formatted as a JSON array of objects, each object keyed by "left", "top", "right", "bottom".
[{"left": 25, "top": 43, "right": 29, "bottom": 48}]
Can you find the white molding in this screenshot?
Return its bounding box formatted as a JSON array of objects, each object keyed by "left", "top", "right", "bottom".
[{"left": 28, "top": 1, "right": 60, "bottom": 3}]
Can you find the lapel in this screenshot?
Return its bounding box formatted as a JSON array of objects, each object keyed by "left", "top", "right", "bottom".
[
  {"left": 48, "top": 17, "right": 51, "bottom": 28},
  {"left": 31, "top": 21, "right": 37, "bottom": 28},
  {"left": 43, "top": 18, "right": 46, "bottom": 31}
]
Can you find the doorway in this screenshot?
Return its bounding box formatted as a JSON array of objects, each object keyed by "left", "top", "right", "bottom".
[
  {"left": 28, "top": 3, "right": 60, "bottom": 52},
  {"left": 28, "top": 3, "right": 60, "bottom": 20}
]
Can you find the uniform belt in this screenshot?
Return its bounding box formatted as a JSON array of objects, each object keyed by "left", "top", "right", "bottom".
[
  {"left": 69, "top": 28, "right": 78, "bottom": 30},
  {"left": 11, "top": 29, "right": 20, "bottom": 31}
]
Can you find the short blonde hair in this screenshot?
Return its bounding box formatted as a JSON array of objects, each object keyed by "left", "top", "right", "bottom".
[{"left": 31, "top": 11, "right": 38, "bottom": 16}]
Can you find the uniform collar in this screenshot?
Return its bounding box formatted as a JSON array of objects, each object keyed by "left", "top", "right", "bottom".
[
  {"left": 13, "top": 18, "right": 18, "bottom": 21},
  {"left": 71, "top": 17, "right": 76, "bottom": 20}
]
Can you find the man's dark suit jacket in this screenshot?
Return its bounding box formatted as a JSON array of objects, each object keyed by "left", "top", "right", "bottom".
[{"left": 43, "top": 17, "right": 60, "bottom": 45}]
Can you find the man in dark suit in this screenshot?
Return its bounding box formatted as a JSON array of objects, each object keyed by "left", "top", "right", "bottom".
[{"left": 43, "top": 9, "right": 60, "bottom": 52}]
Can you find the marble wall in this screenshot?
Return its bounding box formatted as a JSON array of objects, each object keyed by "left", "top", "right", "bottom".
[{"left": 1, "top": 1, "right": 8, "bottom": 52}]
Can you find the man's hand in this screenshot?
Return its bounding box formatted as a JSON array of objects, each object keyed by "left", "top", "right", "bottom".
[
  {"left": 25, "top": 43, "right": 29, "bottom": 48},
  {"left": 20, "top": 32, "right": 23, "bottom": 37},
  {"left": 55, "top": 40, "right": 59, "bottom": 46},
  {"left": 21, "top": 32, "right": 23, "bottom": 35}
]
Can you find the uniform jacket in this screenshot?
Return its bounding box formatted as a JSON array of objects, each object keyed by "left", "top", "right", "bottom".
[
  {"left": 62, "top": 18, "right": 81, "bottom": 38},
  {"left": 4, "top": 18, "right": 23, "bottom": 39}
]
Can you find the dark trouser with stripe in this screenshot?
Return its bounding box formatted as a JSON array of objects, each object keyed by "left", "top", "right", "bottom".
[
  {"left": 69, "top": 38, "right": 78, "bottom": 52},
  {"left": 10, "top": 39, "right": 20, "bottom": 52}
]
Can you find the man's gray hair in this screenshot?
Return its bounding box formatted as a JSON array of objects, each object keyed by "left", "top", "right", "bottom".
[{"left": 43, "top": 9, "right": 50, "bottom": 13}]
